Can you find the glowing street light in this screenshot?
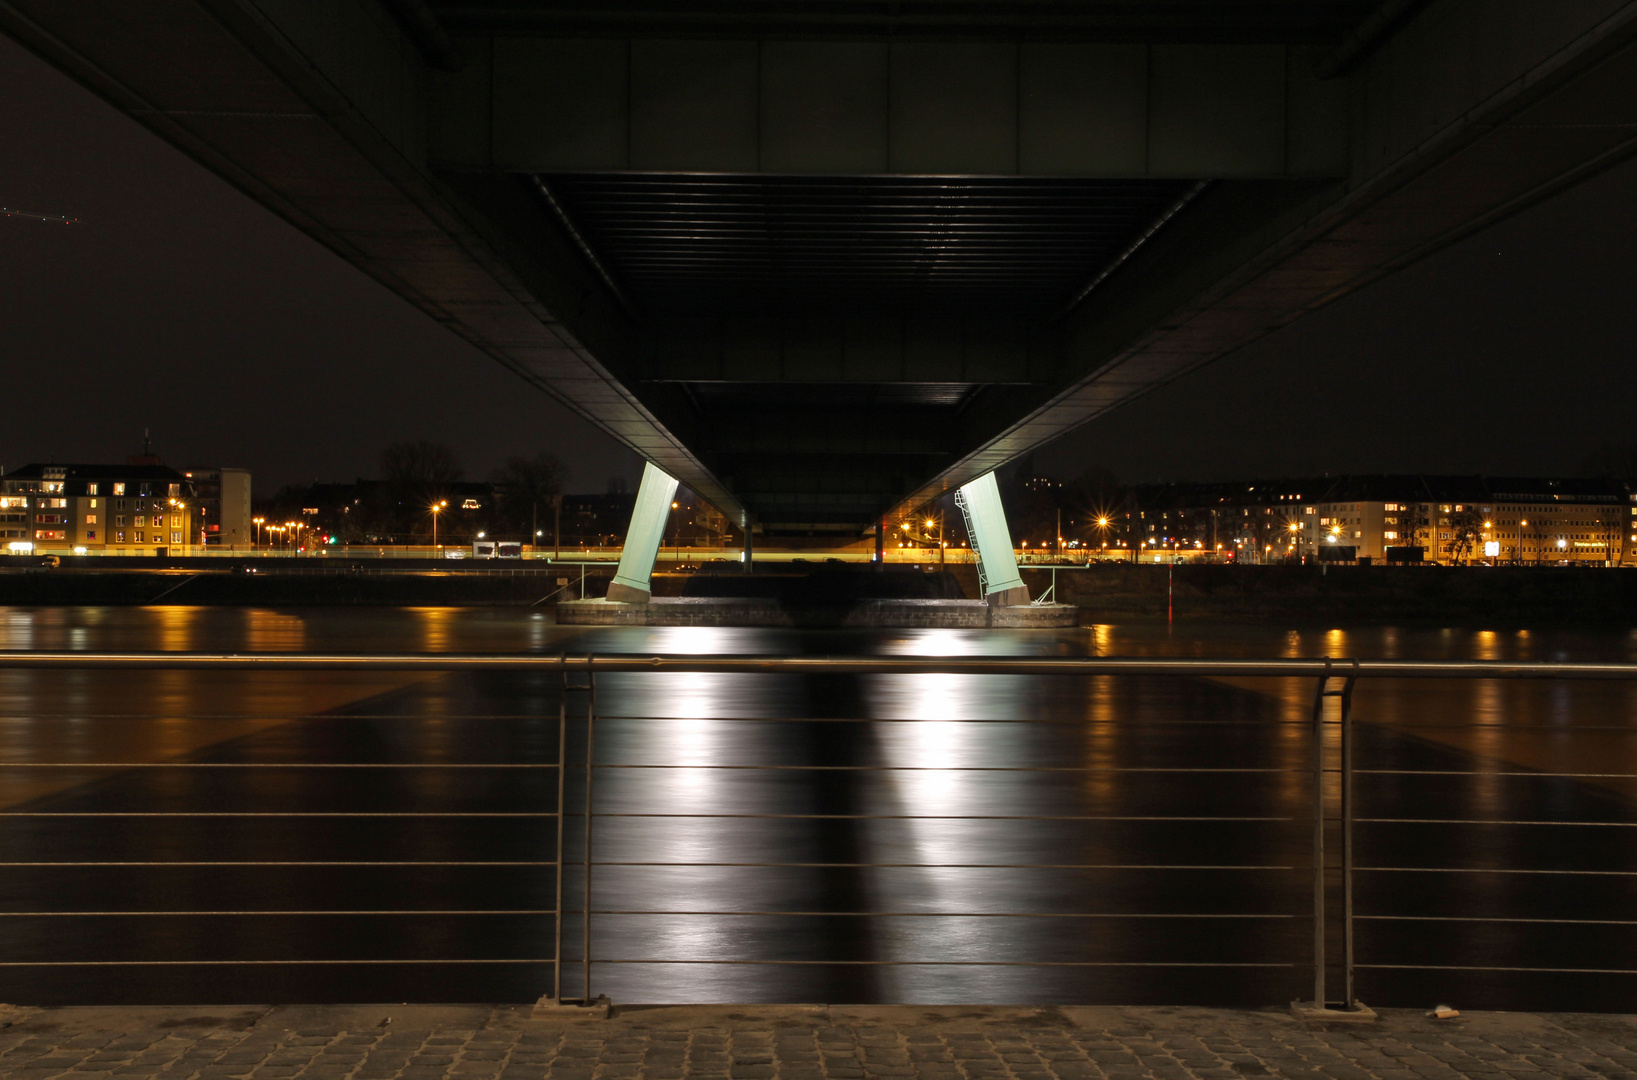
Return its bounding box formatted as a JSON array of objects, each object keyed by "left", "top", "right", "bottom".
[{"left": 431, "top": 500, "right": 447, "bottom": 553}]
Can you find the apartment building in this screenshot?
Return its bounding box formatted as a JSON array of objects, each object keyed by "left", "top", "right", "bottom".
[
  {"left": 1125, "top": 476, "right": 1634, "bottom": 566},
  {"left": 0, "top": 463, "right": 197, "bottom": 555},
  {"left": 184, "top": 467, "right": 253, "bottom": 548},
  {"left": 1397, "top": 479, "right": 1633, "bottom": 565}
]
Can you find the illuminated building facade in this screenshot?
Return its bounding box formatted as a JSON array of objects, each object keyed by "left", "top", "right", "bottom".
[
  {"left": 0, "top": 464, "right": 197, "bottom": 555},
  {"left": 184, "top": 468, "right": 253, "bottom": 548},
  {"left": 1126, "top": 476, "right": 1634, "bottom": 566}
]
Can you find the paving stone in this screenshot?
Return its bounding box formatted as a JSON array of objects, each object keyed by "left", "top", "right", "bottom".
[{"left": 14, "top": 1007, "right": 1637, "bottom": 1080}]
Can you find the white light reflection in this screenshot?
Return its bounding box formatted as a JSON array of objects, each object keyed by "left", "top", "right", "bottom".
[
  {"left": 639, "top": 626, "right": 779, "bottom": 655},
  {"left": 877, "top": 628, "right": 1038, "bottom": 658},
  {"left": 867, "top": 629, "right": 1043, "bottom": 1001},
  {"left": 589, "top": 630, "right": 801, "bottom": 1004}
]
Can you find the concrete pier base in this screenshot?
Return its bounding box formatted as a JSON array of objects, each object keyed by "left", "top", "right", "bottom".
[
  {"left": 603, "top": 581, "right": 652, "bottom": 605},
  {"left": 987, "top": 585, "right": 1031, "bottom": 607},
  {"left": 559, "top": 597, "right": 788, "bottom": 626},
  {"left": 558, "top": 597, "right": 1078, "bottom": 628}
]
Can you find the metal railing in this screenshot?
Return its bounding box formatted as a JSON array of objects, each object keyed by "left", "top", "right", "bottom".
[{"left": 1, "top": 651, "right": 1635, "bottom": 1010}]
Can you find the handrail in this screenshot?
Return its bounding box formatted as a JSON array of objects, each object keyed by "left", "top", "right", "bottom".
[
  {"left": 5, "top": 650, "right": 1637, "bottom": 1009},
  {"left": 1, "top": 651, "right": 1635, "bottom": 679}
]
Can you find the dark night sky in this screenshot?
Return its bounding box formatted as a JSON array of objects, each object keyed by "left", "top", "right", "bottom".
[{"left": 3, "top": 32, "right": 1635, "bottom": 501}]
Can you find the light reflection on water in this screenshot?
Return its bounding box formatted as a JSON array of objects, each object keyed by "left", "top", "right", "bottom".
[{"left": 0, "top": 607, "right": 1633, "bottom": 1009}]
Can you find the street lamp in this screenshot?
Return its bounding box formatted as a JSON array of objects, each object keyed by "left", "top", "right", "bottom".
[
  {"left": 253, "top": 516, "right": 264, "bottom": 550},
  {"left": 430, "top": 500, "right": 447, "bottom": 554}
]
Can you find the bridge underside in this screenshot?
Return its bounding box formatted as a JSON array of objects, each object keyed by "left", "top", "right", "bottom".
[
  {"left": 7, "top": 1, "right": 1637, "bottom": 535},
  {"left": 537, "top": 172, "right": 1226, "bottom": 531}
]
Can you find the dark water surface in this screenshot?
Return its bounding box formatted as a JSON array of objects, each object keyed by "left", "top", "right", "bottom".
[{"left": 2, "top": 607, "right": 1636, "bottom": 1010}]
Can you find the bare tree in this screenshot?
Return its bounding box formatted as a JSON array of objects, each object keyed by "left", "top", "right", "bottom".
[
  {"left": 1580, "top": 441, "right": 1637, "bottom": 481},
  {"left": 491, "top": 452, "right": 563, "bottom": 540},
  {"left": 1449, "top": 505, "right": 1484, "bottom": 563},
  {"left": 1595, "top": 506, "right": 1626, "bottom": 567},
  {"left": 381, "top": 440, "right": 463, "bottom": 488}
]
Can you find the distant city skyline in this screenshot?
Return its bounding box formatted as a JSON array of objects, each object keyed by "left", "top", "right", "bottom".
[{"left": 4, "top": 33, "right": 1636, "bottom": 499}]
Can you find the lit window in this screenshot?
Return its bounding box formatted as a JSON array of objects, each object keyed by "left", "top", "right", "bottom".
[
  {"left": 115, "top": 531, "right": 125, "bottom": 543},
  {"left": 134, "top": 516, "right": 145, "bottom": 527},
  {"left": 86, "top": 483, "right": 98, "bottom": 496},
  {"left": 171, "top": 532, "right": 181, "bottom": 545},
  {"left": 112, "top": 483, "right": 125, "bottom": 496},
  {"left": 84, "top": 515, "right": 97, "bottom": 525}
]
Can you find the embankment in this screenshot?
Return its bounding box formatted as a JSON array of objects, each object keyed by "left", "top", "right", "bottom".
[{"left": 1009, "top": 562, "right": 1637, "bottom": 623}]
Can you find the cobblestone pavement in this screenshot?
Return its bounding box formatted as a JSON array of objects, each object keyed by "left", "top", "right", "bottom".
[{"left": 2, "top": 1004, "right": 1635, "bottom": 1080}]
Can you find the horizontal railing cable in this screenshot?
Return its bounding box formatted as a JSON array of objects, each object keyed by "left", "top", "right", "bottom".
[
  {"left": 585, "top": 910, "right": 1291, "bottom": 918},
  {"left": 0, "top": 959, "right": 550, "bottom": 967},
  {"left": 587, "top": 959, "right": 1295, "bottom": 968},
  {"left": 0, "top": 762, "right": 556, "bottom": 768},
  {"left": 585, "top": 861, "right": 1293, "bottom": 870},
  {"left": 3, "top": 652, "right": 1637, "bottom": 679},
  {"left": 0, "top": 811, "right": 556, "bottom": 818},
  {"left": 575, "top": 813, "right": 1293, "bottom": 821},
  {"left": 1357, "top": 817, "right": 1637, "bottom": 826},
  {"left": 0, "top": 910, "right": 556, "bottom": 916}
]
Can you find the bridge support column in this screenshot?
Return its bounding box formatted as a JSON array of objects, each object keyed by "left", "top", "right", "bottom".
[
  {"left": 606, "top": 462, "right": 679, "bottom": 604},
  {"left": 958, "top": 472, "right": 1029, "bottom": 607}
]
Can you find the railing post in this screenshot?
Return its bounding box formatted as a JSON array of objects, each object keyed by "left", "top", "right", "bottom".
[
  {"left": 553, "top": 654, "right": 568, "bottom": 1003},
  {"left": 583, "top": 658, "right": 596, "bottom": 1004},
  {"left": 1340, "top": 659, "right": 1359, "bottom": 1010},
  {"left": 1310, "top": 659, "right": 1329, "bottom": 1009}
]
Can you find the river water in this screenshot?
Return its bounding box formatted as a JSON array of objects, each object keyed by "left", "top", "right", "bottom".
[{"left": 1, "top": 606, "right": 1636, "bottom": 1011}]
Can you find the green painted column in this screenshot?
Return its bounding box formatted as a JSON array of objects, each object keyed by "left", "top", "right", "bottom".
[
  {"left": 606, "top": 462, "right": 679, "bottom": 604},
  {"left": 959, "top": 472, "right": 1029, "bottom": 606}
]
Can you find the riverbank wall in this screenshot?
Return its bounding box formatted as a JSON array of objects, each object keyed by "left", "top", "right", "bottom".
[
  {"left": 0, "top": 557, "right": 1633, "bottom": 624},
  {"left": 1011, "top": 562, "right": 1637, "bottom": 623}
]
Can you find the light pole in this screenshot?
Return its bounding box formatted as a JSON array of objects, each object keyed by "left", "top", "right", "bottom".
[
  {"left": 668, "top": 499, "right": 680, "bottom": 566},
  {"left": 253, "top": 516, "right": 264, "bottom": 550},
  {"left": 431, "top": 500, "right": 447, "bottom": 556}
]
